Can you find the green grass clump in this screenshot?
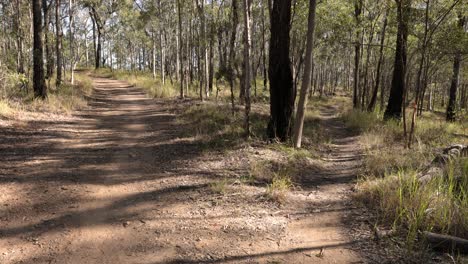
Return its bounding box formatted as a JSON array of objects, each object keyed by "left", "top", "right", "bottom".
[
  {"left": 210, "top": 178, "right": 229, "bottom": 194},
  {"left": 249, "top": 159, "right": 295, "bottom": 203},
  {"left": 357, "top": 158, "right": 468, "bottom": 248},
  {"left": 266, "top": 169, "right": 294, "bottom": 203},
  {"left": 348, "top": 106, "right": 468, "bottom": 250},
  {"left": 342, "top": 109, "right": 382, "bottom": 132}
]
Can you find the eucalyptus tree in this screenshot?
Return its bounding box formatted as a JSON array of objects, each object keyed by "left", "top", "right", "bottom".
[
  {"left": 446, "top": 14, "right": 466, "bottom": 121},
  {"left": 243, "top": 0, "right": 252, "bottom": 137},
  {"left": 82, "top": 0, "right": 121, "bottom": 69},
  {"left": 56, "top": 0, "right": 63, "bottom": 87},
  {"left": 33, "top": 0, "right": 47, "bottom": 98},
  {"left": 267, "top": 0, "right": 294, "bottom": 141},
  {"left": 384, "top": 0, "right": 411, "bottom": 120},
  {"left": 293, "top": 0, "right": 317, "bottom": 148}
]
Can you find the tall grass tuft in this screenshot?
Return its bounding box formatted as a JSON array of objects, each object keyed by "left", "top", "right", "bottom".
[
  {"left": 345, "top": 107, "right": 467, "bottom": 250},
  {"left": 357, "top": 158, "right": 468, "bottom": 248}
]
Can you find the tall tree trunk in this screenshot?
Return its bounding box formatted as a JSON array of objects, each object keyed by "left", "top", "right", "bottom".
[
  {"left": 196, "top": 0, "right": 208, "bottom": 100},
  {"left": 353, "top": 0, "right": 362, "bottom": 109},
  {"left": 228, "top": 0, "right": 239, "bottom": 115},
  {"left": 208, "top": 0, "right": 215, "bottom": 95},
  {"left": 243, "top": 0, "right": 252, "bottom": 137},
  {"left": 152, "top": 33, "right": 157, "bottom": 79},
  {"left": 160, "top": 30, "right": 165, "bottom": 84},
  {"left": 69, "top": 0, "right": 75, "bottom": 84},
  {"left": 261, "top": 1, "right": 268, "bottom": 91},
  {"left": 91, "top": 14, "right": 96, "bottom": 66},
  {"left": 208, "top": 37, "right": 214, "bottom": 94},
  {"left": 95, "top": 20, "right": 102, "bottom": 69},
  {"left": 368, "top": 9, "right": 388, "bottom": 112},
  {"left": 15, "top": 0, "right": 25, "bottom": 74},
  {"left": 384, "top": 0, "right": 410, "bottom": 120},
  {"left": 293, "top": 0, "right": 317, "bottom": 148},
  {"left": 177, "top": 0, "right": 184, "bottom": 98},
  {"left": 446, "top": 15, "right": 465, "bottom": 121},
  {"left": 361, "top": 21, "right": 375, "bottom": 108},
  {"left": 33, "top": 0, "right": 46, "bottom": 98},
  {"left": 267, "top": 0, "right": 294, "bottom": 141},
  {"left": 173, "top": 3, "right": 180, "bottom": 82},
  {"left": 408, "top": 0, "right": 430, "bottom": 147},
  {"left": 56, "top": 0, "right": 62, "bottom": 87},
  {"left": 42, "top": 0, "right": 52, "bottom": 79}
]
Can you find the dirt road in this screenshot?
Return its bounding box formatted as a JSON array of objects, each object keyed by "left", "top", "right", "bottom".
[{"left": 0, "top": 77, "right": 368, "bottom": 263}]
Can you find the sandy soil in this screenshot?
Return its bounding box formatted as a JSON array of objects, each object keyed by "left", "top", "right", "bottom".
[{"left": 0, "top": 77, "right": 385, "bottom": 263}]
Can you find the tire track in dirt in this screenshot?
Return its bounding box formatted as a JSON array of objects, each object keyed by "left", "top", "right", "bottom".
[{"left": 0, "top": 77, "right": 367, "bottom": 264}]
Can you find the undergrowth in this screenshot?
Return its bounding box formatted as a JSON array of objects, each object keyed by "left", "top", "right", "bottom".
[
  {"left": 0, "top": 70, "right": 93, "bottom": 117},
  {"left": 357, "top": 159, "right": 468, "bottom": 248},
  {"left": 178, "top": 103, "right": 267, "bottom": 150},
  {"left": 345, "top": 109, "right": 468, "bottom": 250}
]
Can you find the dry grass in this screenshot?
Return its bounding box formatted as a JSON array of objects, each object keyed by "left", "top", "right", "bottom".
[
  {"left": 94, "top": 69, "right": 178, "bottom": 98},
  {"left": 0, "top": 70, "right": 94, "bottom": 118},
  {"left": 356, "top": 159, "right": 468, "bottom": 247},
  {"left": 345, "top": 108, "right": 468, "bottom": 249},
  {"left": 0, "top": 100, "right": 13, "bottom": 118},
  {"left": 209, "top": 178, "right": 230, "bottom": 195}
]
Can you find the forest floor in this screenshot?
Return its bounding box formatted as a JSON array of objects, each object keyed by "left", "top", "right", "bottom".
[{"left": 0, "top": 76, "right": 409, "bottom": 263}]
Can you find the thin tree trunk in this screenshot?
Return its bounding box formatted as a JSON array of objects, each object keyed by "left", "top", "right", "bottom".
[
  {"left": 361, "top": 21, "right": 375, "bottom": 108},
  {"left": 353, "top": 0, "right": 362, "bottom": 109},
  {"left": 152, "top": 33, "right": 157, "bottom": 79},
  {"left": 368, "top": 9, "right": 388, "bottom": 112},
  {"left": 293, "top": 0, "right": 317, "bottom": 148},
  {"left": 15, "top": 0, "right": 25, "bottom": 74},
  {"left": 196, "top": 0, "right": 208, "bottom": 100},
  {"left": 243, "top": 0, "right": 252, "bottom": 137},
  {"left": 228, "top": 0, "right": 239, "bottom": 115},
  {"left": 446, "top": 15, "right": 465, "bottom": 121},
  {"left": 408, "top": 0, "right": 430, "bottom": 147},
  {"left": 33, "top": 0, "right": 46, "bottom": 98},
  {"left": 177, "top": 0, "right": 184, "bottom": 98},
  {"left": 261, "top": 1, "right": 268, "bottom": 91},
  {"left": 160, "top": 30, "right": 165, "bottom": 84},
  {"left": 175, "top": 3, "right": 180, "bottom": 82},
  {"left": 69, "top": 0, "right": 75, "bottom": 84},
  {"left": 55, "top": 0, "right": 62, "bottom": 87},
  {"left": 42, "top": 0, "right": 52, "bottom": 79}
]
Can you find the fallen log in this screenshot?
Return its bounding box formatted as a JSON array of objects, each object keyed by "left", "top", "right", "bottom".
[
  {"left": 417, "top": 144, "right": 467, "bottom": 184},
  {"left": 423, "top": 231, "right": 468, "bottom": 254}
]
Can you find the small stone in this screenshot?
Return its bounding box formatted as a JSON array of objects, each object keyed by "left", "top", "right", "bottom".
[{"left": 123, "top": 221, "right": 130, "bottom": 227}]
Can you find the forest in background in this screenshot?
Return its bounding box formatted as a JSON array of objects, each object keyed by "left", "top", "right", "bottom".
[{"left": 0, "top": 0, "right": 467, "bottom": 262}]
